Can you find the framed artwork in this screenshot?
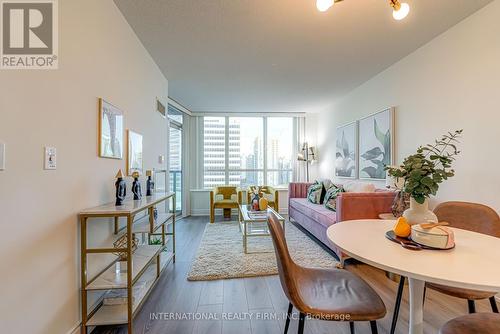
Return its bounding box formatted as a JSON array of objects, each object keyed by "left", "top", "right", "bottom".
[
  {"left": 335, "top": 121, "right": 357, "bottom": 179},
  {"left": 127, "top": 130, "right": 143, "bottom": 176},
  {"left": 99, "top": 98, "right": 124, "bottom": 159},
  {"left": 358, "top": 107, "right": 395, "bottom": 180}
]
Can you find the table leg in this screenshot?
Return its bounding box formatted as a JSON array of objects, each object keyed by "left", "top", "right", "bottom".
[
  {"left": 408, "top": 278, "right": 425, "bottom": 334},
  {"left": 243, "top": 221, "right": 247, "bottom": 253}
]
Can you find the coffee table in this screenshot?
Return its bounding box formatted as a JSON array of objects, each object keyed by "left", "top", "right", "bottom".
[{"left": 238, "top": 204, "right": 285, "bottom": 253}]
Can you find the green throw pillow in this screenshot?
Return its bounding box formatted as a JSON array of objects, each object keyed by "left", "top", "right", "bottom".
[
  {"left": 324, "top": 185, "right": 345, "bottom": 211},
  {"left": 307, "top": 182, "right": 323, "bottom": 204}
]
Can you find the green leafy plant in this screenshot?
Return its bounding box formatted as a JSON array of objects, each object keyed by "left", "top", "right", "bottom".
[
  {"left": 361, "top": 119, "right": 391, "bottom": 179},
  {"left": 386, "top": 130, "right": 463, "bottom": 204},
  {"left": 149, "top": 238, "right": 162, "bottom": 245}
]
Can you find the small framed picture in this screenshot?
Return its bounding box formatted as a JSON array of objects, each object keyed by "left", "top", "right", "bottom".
[
  {"left": 99, "top": 98, "right": 124, "bottom": 159},
  {"left": 127, "top": 130, "right": 143, "bottom": 176}
]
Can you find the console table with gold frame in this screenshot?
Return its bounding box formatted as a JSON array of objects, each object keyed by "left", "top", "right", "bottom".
[{"left": 78, "top": 192, "right": 175, "bottom": 334}]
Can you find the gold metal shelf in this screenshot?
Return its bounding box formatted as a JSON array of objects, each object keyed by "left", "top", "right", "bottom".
[
  {"left": 86, "top": 253, "right": 173, "bottom": 326},
  {"left": 132, "top": 212, "right": 174, "bottom": 234},
  {"left": 86, "top": 244, "right": 165, "bottom": 290},
  {"left": 78, "top": 192, "right": 176, "bottom": 334}
]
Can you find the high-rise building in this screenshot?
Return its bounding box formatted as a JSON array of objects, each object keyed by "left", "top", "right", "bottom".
[{"left": 203, "top": 118, "right": 240, "bottom": 188}]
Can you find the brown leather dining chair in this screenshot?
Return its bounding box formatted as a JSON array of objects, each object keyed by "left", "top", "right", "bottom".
[
  {"left": 390, "top": 202, "right": 500, "bottom": 334},
  {"left": 439, "top": 313, "right": 500, "bottom": 334},
  {"left": 267, "top": 212, "right": 386, "bottom": 334}
]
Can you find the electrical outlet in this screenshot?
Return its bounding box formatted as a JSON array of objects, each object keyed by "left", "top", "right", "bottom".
[
  {"left": 0, "top": 142, "right": 5, "bottom": 170},
  {"left": 44, "top": 147, "right": 57, "bottom": 170}
]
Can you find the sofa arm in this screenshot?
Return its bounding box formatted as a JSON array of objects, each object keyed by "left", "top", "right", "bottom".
[
  {"left": 336, "top": 192, "right": 396, "bottom": 222},
  {"left": 288, "top": 182, "right": 314, "bottom": 199}
]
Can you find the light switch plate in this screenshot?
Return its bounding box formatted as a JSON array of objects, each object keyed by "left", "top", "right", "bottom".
[
  {"left": 158, "top": 155, "right": 165, "bottom": 164},
  {"left": 44, "top": 147, "right": 57, "bottom": 170},
  {"left": 0, "top": 142, "right": 5, "bottom": 170}
]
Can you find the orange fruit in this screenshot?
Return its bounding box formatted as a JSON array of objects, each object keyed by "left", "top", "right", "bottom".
[
  {"left": 393, "top": 217, "right": 411, "bottom": 238},
  {"left": 259, "top": 197, "right": 269, "bottom": 211}
]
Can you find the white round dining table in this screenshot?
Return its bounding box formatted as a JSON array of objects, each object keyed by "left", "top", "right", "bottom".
[{"left": 327, "top": 219, "right": 500, "bottom": 334}]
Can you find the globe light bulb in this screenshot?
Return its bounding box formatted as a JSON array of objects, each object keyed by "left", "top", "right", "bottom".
[
  {"left": 317, "top": 0, "right": 334, "bottom": 12},
  {"left": 393, "top": 2, "right": 410, "bottom": 20}
]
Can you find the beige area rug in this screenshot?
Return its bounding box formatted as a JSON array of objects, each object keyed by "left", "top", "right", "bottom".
[{"left": 187, "top": 221, "right": 339, "bottom": 281}]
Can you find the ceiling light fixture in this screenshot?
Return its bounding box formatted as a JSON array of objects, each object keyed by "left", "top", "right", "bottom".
[
  {"left": 316, "top": 0, "right": 335, "bottom": 12},
  {"left": 316, "top": 0, "right": 410, "bottom": 21},
  {"left": 390, "top": 0, "right": 410, "bottom": 20}
]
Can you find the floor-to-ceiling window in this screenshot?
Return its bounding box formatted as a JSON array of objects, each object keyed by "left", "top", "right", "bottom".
[
  {"left": 202, "top": 116, "right": 295, "bottom": 188},
  {"left": 168, "top": 106, "right": 183, "bottom": 214}
]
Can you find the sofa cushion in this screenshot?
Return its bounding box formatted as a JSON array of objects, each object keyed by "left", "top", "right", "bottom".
[
  {"left": 289, "top": 198, "right": 337, "bottom": 228},
  {"left": 324, "top": 185, "right": 345, "bottom": 211},
  {"left": 343, "top": 181, "right": 376, "bottom": 193},
  {"left": 307, "top": 182, "right": 324, "bottom": 204}
]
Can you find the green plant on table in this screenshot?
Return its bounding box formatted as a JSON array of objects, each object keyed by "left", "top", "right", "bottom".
[{"left": 385, "top": 130, "right": 463, "bottom": 204}]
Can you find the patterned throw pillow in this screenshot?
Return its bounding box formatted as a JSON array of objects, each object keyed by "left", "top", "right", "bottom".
[
  {"left": 307, "top": 182, "right": 324, "bottom": 204},
  {"left": 324, "top": 185, "right": 345, "bottom": 211}
]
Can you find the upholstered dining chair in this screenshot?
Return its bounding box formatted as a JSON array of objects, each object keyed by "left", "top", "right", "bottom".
[
  {"left": 439, "top": 313, "right": 500, "bottom": 334},
  {"left": 390, "top": 201, "right": 500, "bottom": 334},
  {"left": 267, "top": 212, "right": 386, "bottom": 334},
  {"left": 246, "top": 185, "right": 279, "bottom": 211},
  {"left": 209, "top": 186, "right": 241, "bottom": 224}
]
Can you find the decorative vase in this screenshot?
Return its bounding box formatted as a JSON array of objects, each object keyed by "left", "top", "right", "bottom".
[
  {"left": 146, "top": 170, "right": 154, "bottom": 196},
  {"left": 115, "top": 169, "right": 126, "bottom": 206},
  {"left": 402, "top": 197, "right": 438, "bottom": 225}
]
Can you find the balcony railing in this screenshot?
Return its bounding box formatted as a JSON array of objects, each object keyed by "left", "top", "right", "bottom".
[{"left": 169, "top": 170, "right": 182, "bottom": 213}]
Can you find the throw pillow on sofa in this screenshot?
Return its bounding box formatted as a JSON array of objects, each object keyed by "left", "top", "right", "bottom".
[
  {"left": 307, "top": 181, "right": 324, "bottom": 204},
  {"left": 324, "top": 185, "right": 345, "bottom": 211}
]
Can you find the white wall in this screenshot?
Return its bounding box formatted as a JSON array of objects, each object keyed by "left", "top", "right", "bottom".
[
  {"left": 0, "top": 1, "right": 168, "bottom": 333},
  {"left": 310, "top": 0, "right": 500, "bottom": 212}
]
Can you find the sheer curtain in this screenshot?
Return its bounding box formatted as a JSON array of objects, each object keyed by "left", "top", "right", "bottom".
[{"left": 293, "top": 116, "right": 307, "bottom": 182}]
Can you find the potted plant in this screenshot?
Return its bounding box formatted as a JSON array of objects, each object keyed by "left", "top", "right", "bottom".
[{"left": 386, "top": 130, "right": 462, "bottom": 225}]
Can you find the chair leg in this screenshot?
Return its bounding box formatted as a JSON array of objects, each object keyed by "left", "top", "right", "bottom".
[
  {"left": 297, "top": 313, "right": 305, "bottom": 334},
  {"left": 370, "top": 321, "right": 378, "bottom": 334},
  {"left": 467, "top": 299, "right": 476, "bottom": 314},
  {"left": 349, "top": 321, "right": 355, "bottom": 334},
  {"left": 489, "top": 297, "right": 499, "bottom": 313},
  {"left": 284, "top": 303, "right": 293, "bottom": 334},
  {"left": 422, "top": 286, "right": 427, "bottom": 306},
  {"left": 390, "top": 276, "right": 405, "bottom": 334}
]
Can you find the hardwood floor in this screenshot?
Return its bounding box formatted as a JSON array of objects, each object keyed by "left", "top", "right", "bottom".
[{"left": 94, "top": 216, "right": 494, "bottom": 334}]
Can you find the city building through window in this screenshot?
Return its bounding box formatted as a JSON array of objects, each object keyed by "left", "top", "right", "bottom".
[{"left": 203, "top": 116, "right": 294, "bottom": 189}]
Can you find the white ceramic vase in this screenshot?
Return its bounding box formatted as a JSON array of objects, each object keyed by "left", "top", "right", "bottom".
[{"left": 402, "top": 197, "right": 438, "bottom": 225}]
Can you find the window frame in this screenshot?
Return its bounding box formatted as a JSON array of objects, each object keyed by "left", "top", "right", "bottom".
[{"left": 203, "top": 115, "right": 294, "bottom": 188}]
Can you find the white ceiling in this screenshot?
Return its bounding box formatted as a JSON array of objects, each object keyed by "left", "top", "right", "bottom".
[{"left": 114, "top": 0, "right": 492, "bottom": 113}]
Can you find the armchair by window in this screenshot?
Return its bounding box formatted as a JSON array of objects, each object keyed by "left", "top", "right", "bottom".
[{"left": 210, "top": 186, "right": 241, "bottom": 224}]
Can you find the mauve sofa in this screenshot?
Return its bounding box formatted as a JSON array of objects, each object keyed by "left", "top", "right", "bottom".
[{"left": 288, "top": 182, "right": 396, "bottom": 266}]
